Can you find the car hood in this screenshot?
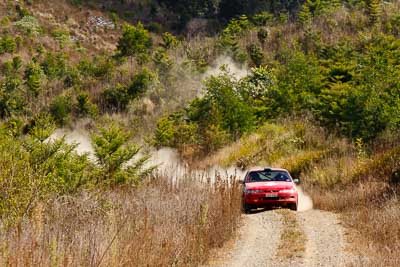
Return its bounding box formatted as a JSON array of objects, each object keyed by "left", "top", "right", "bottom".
[{"left": 245, "top": 181, "right": 295, "bottom": 190}]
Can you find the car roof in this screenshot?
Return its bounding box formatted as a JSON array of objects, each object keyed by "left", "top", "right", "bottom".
[{"left": 247, "top": 167, "right": 289, "bottom": 172}]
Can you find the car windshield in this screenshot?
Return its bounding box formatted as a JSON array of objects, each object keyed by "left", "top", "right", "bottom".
[{"left": 247, "top": 170, "right": 292, "bottom": 182}]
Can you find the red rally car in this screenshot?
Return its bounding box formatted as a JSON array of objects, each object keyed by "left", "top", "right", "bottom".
[{"left": 242, "top": 168, "right": 299, "bottom": 213}]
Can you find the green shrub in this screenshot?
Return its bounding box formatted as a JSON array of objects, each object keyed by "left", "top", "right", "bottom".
[
  {"left": 50, "top": 95, "right": 72, "bottom": 126},
  {"left": 252, "top": 12, "right": 274, "bottom": 26},
  {"left": 247, "top": 44, "right": 264, "bottom": 67},
  {"left": 91, "top": 124, "right": 154, "bottom": 185},
  {"left": 75, "top": 92, "right": 98, "bottom": 118},
  {"left": 14, "top": 16, "right": 41, "bottom": 35},
  {"left": 41, "top": 52, "right": 68, "bottom": 79},
  {"left": 257, "top": 28, "right": 268, "bottom": 46},
  {"left": 153, "top": 48, "right": 173, "bottom": 75},
  {"left": 101, "top": 84, "right": 130, "bottom": 112},
  {"left": 0, "top": 36, "right": 17, "bottom": 54},
  {"left": 128, "top": 68, "right": 155, "bottom": 98},
  {"left": 161, "top": 32, "right": 179, "bottom": 49},
  {"left": 282, "top": 150, "right": 327, "bottom": 180},
  {"left": 52, "top": 28, "right": 71, "bottom": 48},
  {"left": 24, "top": 62, "right": 46, "bottom": 97},
  {"left": 116, "top": 22, "right": 152, "bottom": 64}
]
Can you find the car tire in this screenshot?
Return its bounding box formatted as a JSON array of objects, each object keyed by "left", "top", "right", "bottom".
[
  {"left": 243, "top": 204, "right": 252, "bottom": 214},
  {"left": 289, "top": 203, "right": 298, "bottom": 211}
]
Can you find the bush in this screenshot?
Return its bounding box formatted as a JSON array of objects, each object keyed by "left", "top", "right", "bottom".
[
  {"left": 24, "top": 62, "right": 46, "bottom": 96},
  {"left": 127, "top": 68, "right": 155, "bottom": 98},
  {"left": 14, "top": 16, "right": 41, "bottom": 35},
  {"left": 0, "top": 36, "right": 17, "bottom": 54},
  {"left": 116, "top": 22, "right": 152, "bottom": 63},
  {"left": 161, "top": 32, "right": 179, "bottom": 49},
  {"left": 91, "top": 124, "right": 154, "bottom": 185},
  {"left": 75, "top": 92, "right": 98, "bottom": 118},
  {"left": 50, "top": 95, "right": 72, "bottom": 126},
  {"left": 101, "top": 84, "right": 130, "bottom": 112}
]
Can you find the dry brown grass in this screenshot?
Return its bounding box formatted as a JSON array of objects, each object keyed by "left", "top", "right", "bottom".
[
  {"left": 0, "top": 173, "right": 242, "bottom": 266},
  {"left": 300, "top": 140, "right": 400, "bottom": 266}
]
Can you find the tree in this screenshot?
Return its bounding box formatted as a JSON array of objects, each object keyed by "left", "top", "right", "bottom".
[
  {"left": 24, "top": 62, "right": 44, "bottom": 96},
  {"left": 257, "top": 28, "right": 268, "bottom": 47},
  {"left": 367, "top": 0, "right": 381, "bottom": 25},
  {"left": 247, "top": 44, "right": 264, "bottom": 67},
  {"left": 204, "top": 71, "right": 255, "bottom": 139},
  {"left": 116, "top": 22, "right": 152, "bottom": 64},
  {"left": 161, "top": 32, "right": 179, "bottom": 49},
  {"left": 298, "top": 1, "right": 312, "bottom": 25},
  {"left": 50, "top": 95, "right": 72, "bottom": 126},
  {"left": 91, "top": 124, "right": 154, "bottom": 185}
]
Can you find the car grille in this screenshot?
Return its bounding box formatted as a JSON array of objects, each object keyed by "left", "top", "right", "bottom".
[{"left": 262, "top": 196, "right": 280, "bottom": 200}]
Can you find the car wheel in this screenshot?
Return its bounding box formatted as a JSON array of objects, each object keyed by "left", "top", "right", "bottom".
[
  {"left": 243, "top": 204, "right": 252, "bottom": 214},
  {"left": 289, "top": 203, "right": 298, "bottom": 211}
]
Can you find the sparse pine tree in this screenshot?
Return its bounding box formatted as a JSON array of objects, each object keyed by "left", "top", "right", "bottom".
[
  {"left": 24, "top": 62, "right": 43, "bottom": 96},
  {"left": 257, "top": 28, "right": 268, "bottom": 47},
  {"left": 161, "top": 32, "right": 179, "bottom": 49},
  {"left": 116, "top": 22, "right": 152, "bottom": 64},
  {"left": 367, "top": 0, "right": 381, "bottom": 25},
  {"left": 298, "top": 1, "right": 312, "bottom": 25},
  {"left": 91, "top": 124, "right": 154, "bottom": 184}
]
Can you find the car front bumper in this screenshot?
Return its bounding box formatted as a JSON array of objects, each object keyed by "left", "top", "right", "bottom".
[{"left": 244, "top": 193, "right": 298, "bottom": 207}]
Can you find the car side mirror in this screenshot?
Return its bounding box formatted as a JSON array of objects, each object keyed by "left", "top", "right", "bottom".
[
  {"left": 293, "top": 179, "right": 300, "bottom": 184},
  {"left": 238, "top": 179, "right": 245, "bottom": 184}
]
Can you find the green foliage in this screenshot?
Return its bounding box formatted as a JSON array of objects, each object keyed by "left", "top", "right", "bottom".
[
  {"left": 203, "top": 71, "right": 255, "bottom": 138},
  {"left": 247, "top": 44, "right": 264, "bottom": 67},
  {"left": 116, "top": 22, "right": 152, "bottom": 63},
  {"left": 0, "top": 116, "right": 93, "bottom": 223},
  {"left": 51, "top": 28, "right": 71, "bottom": 48},
  {"left": 128, "top": 68, "right": 155, "bottom": 98},
  {"left": 153, "top": 48, "right": 174, "bottom": 76},
  {"left": 0, "top": 36, "right": 17, "bottom": 54},
  {"left": 101, "top": 68, "right": 154, "bottom": 112},
  {"left": 101, "top": 84, "right": 130, "bottom": 112},
  {"left": 24, "top": 62, "right": 45, "bottom": 97},
  {"left": 218, "top": 0, "right": 249, "bottom": 22},
  {"left": 14, "top": 16, "right": 41, "bottom": 35},
  {"left": 75, "top": 92, "right": 97, "bottom": 118},
  {"left": 154, "top": 69, "right": 263, "bottom": 154},
  {"left": 161, "top": 32, "right": 179, "bottom": 49},
  {"left": 252, "top": 12, "right": 274, "bottom": 26},
  {"left": 41, "top": 52, "right": 68, "bottom": 79},
  {"left": 157, "top": 0, "right": 216, "bottom": 29},
  {"left": 257, "top": 28, "right": 268, "bottom": 46},
  {"left": 219, "top": 15, "right": 252, "bottom": 62},
  {"left": 29, "top": 114, "right": 56, "bottom": 142},
  {"left": 91, "top": 124, "right": 154, "bottom": 184},
  {"left": 0, "top": 79, "right": 24, "bottom": 118},
  {"left": 50, "top": 95, "right": 72, "bottom": 126},
  {"left": 367, "top": 0, "right": 381, "bottom": 25},
  {"left": 298, "top": 2, "right": 312, "bottom": 25}
]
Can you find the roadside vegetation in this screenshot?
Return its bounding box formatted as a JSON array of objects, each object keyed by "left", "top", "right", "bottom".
[{"left": 1, "top": 0, "right": 400, "bottom": 266}]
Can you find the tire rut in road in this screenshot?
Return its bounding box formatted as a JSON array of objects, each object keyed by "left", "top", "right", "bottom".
[
  {"left": 206, "top": 209, "right": 353, "bottom": 267},
  {"left": 207, "top": 210, "right": 283, "bottom": 267}
]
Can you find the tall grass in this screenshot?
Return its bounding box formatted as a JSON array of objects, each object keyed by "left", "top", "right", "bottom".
[{"left": 0, "top": 173, "right": 242, "bottom": 266}]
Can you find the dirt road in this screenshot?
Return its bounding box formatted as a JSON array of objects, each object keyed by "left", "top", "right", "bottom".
[{"left": 206, "top": 190, "right": 353, "bottom": 267}]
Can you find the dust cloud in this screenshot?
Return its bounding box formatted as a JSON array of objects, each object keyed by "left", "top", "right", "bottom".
[
  {"left": 202, "top": 56, "right": 249, "bottom": 80},
  {"left": 297, "top": 187, "right": 314, "bottom": 211},
  {"left": 49, "top": 127, "right": 94, "bottom": 157}
]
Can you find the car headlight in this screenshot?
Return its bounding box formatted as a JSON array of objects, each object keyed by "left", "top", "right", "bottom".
[
  {"left": 280, "top": 188, "right": 296, "bottom": 194},
  {"left": 245, "top": 189, "right": 264, "bottom": 194}
]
